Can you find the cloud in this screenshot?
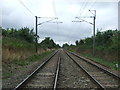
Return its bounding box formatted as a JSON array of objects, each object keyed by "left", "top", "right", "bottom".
[{"left": 1, "top": 0, "right": 118, "bottom": 46}]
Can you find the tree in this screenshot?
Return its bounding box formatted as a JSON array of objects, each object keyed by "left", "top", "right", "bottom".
[
  {"left": 84, "top": 37, "right": 92, "bottom": 45},
  {"left": 75, "top": 40, "right": 79, "bottom": 46},
  {"left": 40, "top": 37, "right": 60, "bottom": 49},
  {"left": 2, "top": 27, "right": 36, "bottom": 43},
  {"left": 79, "top": 40, "right": 84, "bottom": 45},
  {"left": 62, "top": 43, "right": 69, "bottom": 48}
]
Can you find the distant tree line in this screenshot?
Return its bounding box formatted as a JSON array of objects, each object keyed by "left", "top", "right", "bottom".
[
  {"left": 1, "top": 27, "right": 60, "bottom": 49},
  {"left": 39, "top": 37, "right": 60, "bottom": 49},
  {"left": 75, "top": 30, "right": 119, "bottom": 50},
  {"left": 62, "top": 29, "right": 119, "bottom": 51},
  {"left": 2, "top": 27, "right": 36, "bottom": 43}
]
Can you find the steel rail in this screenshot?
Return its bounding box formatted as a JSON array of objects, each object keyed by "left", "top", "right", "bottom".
[
  {"left": 53, "top": 56, "right": 61, "bottom": 90},
  {"left": 65, "top": 51, "right": 105, "bottom": 89},
  {"left": 69, "top": 51, "right": 120, "bottom": 80},
  {"left": 13, "top": 50, "right": 59, "bottom": 90}
]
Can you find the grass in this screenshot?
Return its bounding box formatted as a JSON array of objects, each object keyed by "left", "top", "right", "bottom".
[
  {"left": 80, "top": 53, "right": 120, "bottom": 70},
  {"left": 2, "top": 37, "right": 35, "bottom": 51},
  {"left": 2, "top": 72, "right": 14, "bottom": 79},
  {"left": 2, "top": 63, "right": 14, "bottom": 79},
  {"left": 12, "top": 50, "right": 54, "bottom": 66}
]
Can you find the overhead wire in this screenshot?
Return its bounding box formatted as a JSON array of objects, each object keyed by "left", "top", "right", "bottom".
[
  {"left": 88, "top": 0, "right": 97, "bottom": 10},
  {"left": 52, "top": 0, "right": 60, "bottom": 43},
  {"left": 76, "top": 0, "right": 85, "bottom": 16},
  {"left": 84, "top": 2, "right": 94, "bottom": 16},
  {"left": 18, "top": 0, "right": 35, "bottom": 16},
  {"left": 78, "top": 0, "right": 97, "bottom": 24},
  {"left": 79, "top": 0, "right": 88, "bottom": 16},
  {"left": 38, "top": 18, "right": 57, "bottom": 25},
  {"left": 84, "top": 0, "right": 97, "bottom": 16},
  {"left": 51, "top": 0, "right": 59, "bottom": 30},
  {"left": 52, "top": 0, "right": 57, "bottom": 17}
]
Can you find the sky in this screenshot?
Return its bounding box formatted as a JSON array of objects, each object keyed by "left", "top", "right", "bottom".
[{"left": 1, "top": 0, "right": 119, "bottom": 46}]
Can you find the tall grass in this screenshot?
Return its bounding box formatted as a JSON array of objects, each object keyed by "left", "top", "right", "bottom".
[
  {"left": 2, "top": 37, "right": 35, "bottom": 51},
  {"left": 2, "top": 37, "right": 44, "bottom": 63},
  {"left": 2, "top": 50, "right": 54, "bottom": 79},
  {"left": 12, "top": 50, "right": 54, "bottom": 66}
]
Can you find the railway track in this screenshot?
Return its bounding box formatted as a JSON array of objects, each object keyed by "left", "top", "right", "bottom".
[
  {"left": 65, "top": 50, "right": 120, "bottom": 89},
  {"left": 57, "top": 49, "right": 100, "bottom": 89},
  {"left": 12, "top": 49, "right": 119, "bottom": 89},
  {"left": 13, "top": 50, "right": 61, "bottom": 90}
]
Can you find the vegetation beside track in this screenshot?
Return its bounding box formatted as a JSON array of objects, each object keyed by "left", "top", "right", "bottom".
[
  {"left": 79, "top": 53, "right": 120, "bottom": 70},
  {"left": 1, "top": 27, "right": 59, "bottom": 79},
  {"left": 12, "top": 50, "right": 54, "bottom": 66},
  {"left": 63, "top": 29, "right": 120, "bottom": 70},
  {"left": 2, "top": 27, "right": 60, "bottom": 63},
  {"left": 2, "top": 50, "right": 55, "bottom": 79}
]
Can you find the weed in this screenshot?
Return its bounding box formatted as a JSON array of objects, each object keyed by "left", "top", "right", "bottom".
[
  {"left": 2, "top": 37, "right": 35, "bottom": 52},
  {"left": 13, "top": 60, "right": 31, "bottom": 66},
  {"left": 2, "top": 72, "right": 14, "bottom": 79}
]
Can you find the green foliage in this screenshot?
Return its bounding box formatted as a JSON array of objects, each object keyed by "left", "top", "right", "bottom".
[
  {"left": 79, "top": 40, "right": 84, "bottom": 45},
  {"left": 66, "top": 29, "right": 119, "bottom": 70},
  {"left": 2, "top": 27, "right": 60, "bottom": 49},
  {"left": 75, "top": 40, "right": 79, "bottom": 45},
  {"left": 74, "top": 29, "right": 119, "bottom": 51},
  {"left": 13, "top": 60, "right": 30, "bottom": 66},
  {"left": 2, "top": 27, "right": 36, "bottom": 43},
  {"left": 2, "top": 37, "right": 35, "bottom": 51},
  {"left": 62, "top": 43, "right": 69, "bottom": 48},
  {"left": 39, "top": 37, "right": 60, "bottom": 49},
  {"left": 2, "top": 72, "right": 14, "bottom": 79}
]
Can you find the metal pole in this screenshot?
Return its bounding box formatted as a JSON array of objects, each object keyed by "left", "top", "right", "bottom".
[
  {"left": 93, "top": 17, "right": 95, "bottom": 55},
  {"left": 93, "top": 10, "right": 96, "bottom": 56},
  {"left": 35, "top": 16, "right": 38, "bottom": 53}
]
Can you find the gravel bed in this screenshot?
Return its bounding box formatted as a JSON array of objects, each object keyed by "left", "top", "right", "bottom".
[{"left": 57, "top": 50, "right": 98, "bottom": 89}]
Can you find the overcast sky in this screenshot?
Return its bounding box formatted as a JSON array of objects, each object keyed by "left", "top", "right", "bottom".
[{"left": 1, "top": 0, "right": 119, "bottom": 46}]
